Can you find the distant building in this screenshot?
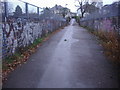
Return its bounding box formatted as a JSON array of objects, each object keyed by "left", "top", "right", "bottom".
[
  {"left": 50, "top": 4, "right": 71, "bottom": 18},
  {"left": 70, "top": 12, "right": 77, "bottom": 17}
]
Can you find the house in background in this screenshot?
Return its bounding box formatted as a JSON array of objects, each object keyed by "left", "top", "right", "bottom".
[
  {"left": 70, "top": 12, "right": 77, "bottom": 18},
  {"left": 50, "top": 4, "right": 71, "bottom": 18}
]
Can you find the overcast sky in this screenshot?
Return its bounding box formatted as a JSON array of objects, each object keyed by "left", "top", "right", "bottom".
[
  {"left": 23, "top": 0, "right": 118, "bottom": 12},
  {"left": 8, "top": 0, "right": 118, "bottom": 13}
]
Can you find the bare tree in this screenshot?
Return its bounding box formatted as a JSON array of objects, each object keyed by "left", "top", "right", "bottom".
[
  {"left": 75, "top": 0, "right": 89, "bottom": 18},
  {"left": 75, "top": 0, "right": 103, "bottom": 17}
]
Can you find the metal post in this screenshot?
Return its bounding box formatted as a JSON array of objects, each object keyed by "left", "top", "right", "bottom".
[
  {"left": 4, "top": 1, "right": 8, "bottom": 21},
  {"left": 37, "top": 7, "right": 39, "bottom": 15},
  {"left": 25, "top": 3, "right": 28, "bottom": 19}
]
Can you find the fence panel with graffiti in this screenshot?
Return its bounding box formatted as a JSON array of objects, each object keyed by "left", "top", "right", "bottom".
[
  {"left": 80, "top": 1, "right": 120, "bottom": 35},
  {"left": 2, "top": 0, "right": 67, "bottom": 59}
]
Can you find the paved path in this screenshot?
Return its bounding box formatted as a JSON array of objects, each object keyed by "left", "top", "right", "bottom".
[{"left": 3, "top": 19, "right": 119, "bottom": 88}]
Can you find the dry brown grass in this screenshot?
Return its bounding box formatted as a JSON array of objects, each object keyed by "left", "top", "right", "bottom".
[{"left": 93, "top": 30, "right": 120, "bottom": 64}]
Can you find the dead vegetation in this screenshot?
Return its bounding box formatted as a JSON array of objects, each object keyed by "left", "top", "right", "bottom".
[{"left": 94, "top": 30, "right": 120, "bottom": 64}]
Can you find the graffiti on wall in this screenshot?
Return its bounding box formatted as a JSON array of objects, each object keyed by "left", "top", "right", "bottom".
[
  {"left": 80, "top": 1, "right": 120, "bottom": 33},
  {"left": 80, "top": 17, "right": 119, "bottom": 33},
  {"left": 2, "top": 18, "right": 67, "bottom": 58}
]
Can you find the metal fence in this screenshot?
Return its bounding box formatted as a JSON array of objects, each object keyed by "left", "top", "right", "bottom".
[
  {"left": 2, "top": 0, "right": 43, "bottom": 21},
  {"left": 80, "top": 1, "right": 120, "bottom": 35},
  {"left": 81, "top": 1, "right": 120, "bottom": 21},
  {"left": 2, "top": 0, "right": 67, "bottom": 59}
]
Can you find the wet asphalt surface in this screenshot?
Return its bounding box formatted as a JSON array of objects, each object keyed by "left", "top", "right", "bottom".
[{"left": 3, "top": 19, "right": 119, "bottom": 88}]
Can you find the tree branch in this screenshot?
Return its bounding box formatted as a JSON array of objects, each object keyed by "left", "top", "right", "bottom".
[{"left": 75, "top": 5, "right": 80, "bottom": 7}]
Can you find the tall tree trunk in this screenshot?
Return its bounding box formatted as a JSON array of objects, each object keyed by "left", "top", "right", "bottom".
[{"left": 81, "top": 12, "right": 84, "bottom": 18}]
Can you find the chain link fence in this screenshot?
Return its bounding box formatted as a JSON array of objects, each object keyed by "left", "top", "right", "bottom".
[
  {"left": 81, "top": 2, "right": 119, "bottom": 21},
  {"left": 80, "top": 1, "right": 120, "bottom": 34},
  {"left": 2, "top": 0, "right": 68, "bottom": 59}
]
